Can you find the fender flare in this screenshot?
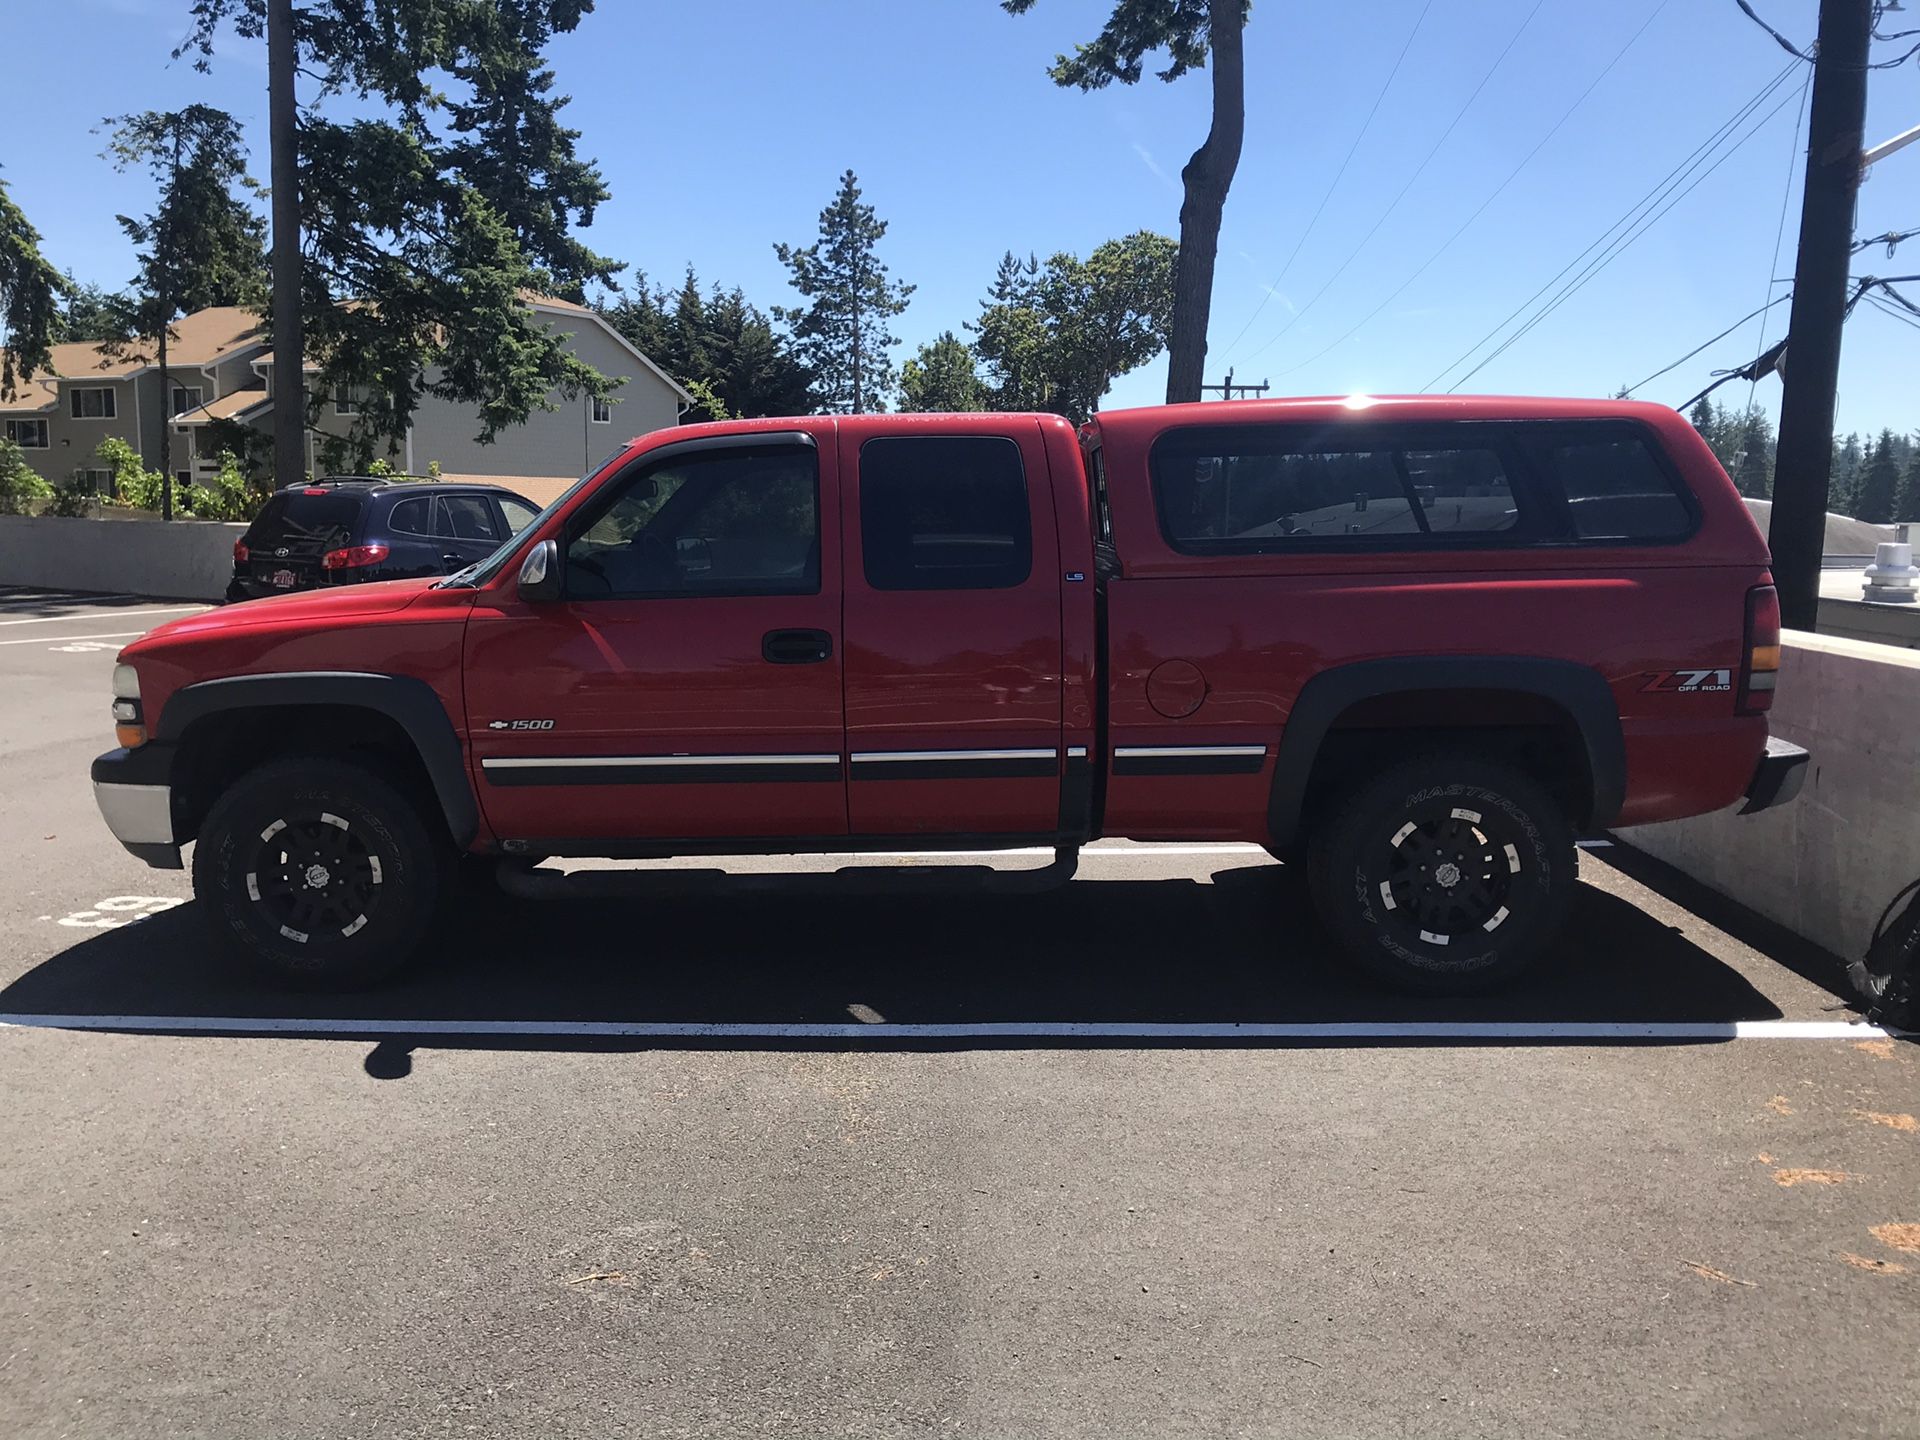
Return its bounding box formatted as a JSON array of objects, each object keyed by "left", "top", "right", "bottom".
[
  {"left": 1266, "top": 656, "right": 1625, "bottom": 849},
  {"left": 156, "top": 671, "right": 479, "bottom": 847}
]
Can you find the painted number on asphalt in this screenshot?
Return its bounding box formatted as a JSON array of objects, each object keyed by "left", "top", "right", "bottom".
[
  {"left": 49, "top": 641, "right": 121, "bottom": 653},
  {"left": 54, "top": 895, "right": 186, "bottom": 929}
]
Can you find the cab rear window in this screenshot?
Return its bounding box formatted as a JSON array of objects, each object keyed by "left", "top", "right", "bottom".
[{"left": 1150, "top": 421, "right": 1695, "bottom": 553}]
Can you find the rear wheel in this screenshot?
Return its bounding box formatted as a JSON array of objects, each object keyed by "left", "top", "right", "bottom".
[
  {"left": 1306, "top": 754, "right": 1576, "bottom": 994},
  {"left": 193, "top": 757, "right": 442, "bottom": 988}
]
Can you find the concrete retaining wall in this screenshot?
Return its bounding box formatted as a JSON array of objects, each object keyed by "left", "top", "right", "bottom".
[
  {"left": 0, "top": 515, "right": 243, "bottom": 601},
  {"left": 1623, "top": 630, "right": 1920, "bottom": 964}
]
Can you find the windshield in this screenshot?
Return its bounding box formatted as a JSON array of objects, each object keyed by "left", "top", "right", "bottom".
[{"left": 435, "top": 448, "right": 630, "bottom": 589}]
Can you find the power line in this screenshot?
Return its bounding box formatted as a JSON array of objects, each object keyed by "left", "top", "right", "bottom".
[
  {"left": 1731, "top": 0, "right": 1812, "bottom": 59},
  {"left": 1219, "top": 0, "right": 1437, "bottom": 359},
  {"left": 1262, "top": 0, "right": 1673, "bottom": 383},
  {"left": 1424, "top": 62, "right": 1797, "bottom": 391},
  {"left": 1238, "top": 0, "right": 1551, "bottom": 366},
  {"left": 1443, "top": 70, "right": 1803, "bottom": 391},
  {"left": 1622, "top": 293, "right": 1792, "bottom": 397},
  {"left": 1744, "top": 69, "right": 1810, "bottom": 417}
]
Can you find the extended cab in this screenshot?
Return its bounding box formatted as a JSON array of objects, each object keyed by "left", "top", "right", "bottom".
[{"left": 92, "top": 396, "right": 1807, "bottom": 992}]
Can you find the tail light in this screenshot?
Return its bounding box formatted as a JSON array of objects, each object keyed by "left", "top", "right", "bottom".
[
  {"left": 1739, "top": 584, "right": 1781, "bottom": 715},
  {"left": 232, "top": 539, "right": 249, "bottom": 566},
  {"left": 322, "top": 543, "right": 390, "bottom": 571}
]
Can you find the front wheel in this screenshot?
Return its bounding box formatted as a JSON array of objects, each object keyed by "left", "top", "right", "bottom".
[
  {"left": 1306, "top": 754, "right": 1577, "bottom": 994},
  {"left": 193, "top": 757, "right": 443, "bottom": 988}
]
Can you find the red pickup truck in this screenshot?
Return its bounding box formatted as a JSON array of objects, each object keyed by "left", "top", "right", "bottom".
[{"left": 93, "top": 395, "right": 1805, "bottom": 992}]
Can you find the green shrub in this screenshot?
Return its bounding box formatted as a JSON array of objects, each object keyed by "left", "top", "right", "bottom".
[
  {"left": 183, "top": 450, "right": 266, "bottom": 522},
  {"left": 0, "top": 438, "right": 53, "bottom": 515},
  {"left": 96, "top": 437, "right": 164, "bottom": 510},
  {"left": 46, "top": 474, "right": 98, "bottom": 518}
]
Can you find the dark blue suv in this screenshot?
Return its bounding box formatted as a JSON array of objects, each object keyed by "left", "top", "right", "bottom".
[{"left": 227, "top": 479, "right": 541, "bottom": 602}]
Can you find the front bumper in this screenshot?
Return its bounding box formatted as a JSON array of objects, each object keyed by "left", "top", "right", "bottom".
[
  {"left": 92, "top": 745, "right": 182, "bottom": 869},
  {"left": 1738, "top": 736, "right": 1810, "bottom": 816}
]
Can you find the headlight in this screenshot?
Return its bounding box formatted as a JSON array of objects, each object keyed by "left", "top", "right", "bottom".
[{"left": 111, "top": 664, "right": 146, "bottom": 748}]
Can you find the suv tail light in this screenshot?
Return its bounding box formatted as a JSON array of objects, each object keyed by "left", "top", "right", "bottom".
[
  {"left": 232, "top": 539, "right": 249, "bottom": 566},
  {"left": 322, "top": 543, "right": 391, "bottom": 571},
  {"left": 1739, "top": 584, "right": 1781, "bottom": 714}
]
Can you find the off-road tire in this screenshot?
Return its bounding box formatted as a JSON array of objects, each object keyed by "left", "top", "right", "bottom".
[
  {"left": 1306, "top": 753, "right": 1577, "bottom": 994},
  {"left": 193, "top": 757, "right": 442, "bottom": 989}
]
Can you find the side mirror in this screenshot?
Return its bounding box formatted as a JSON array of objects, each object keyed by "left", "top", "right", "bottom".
[{"left": 517, "top": 539, "right": 562, "bottom": 602}]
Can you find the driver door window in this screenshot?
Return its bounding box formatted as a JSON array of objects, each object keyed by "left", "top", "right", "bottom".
[{"left": 566, "top": 449, "right": 818, "bottom": 599}]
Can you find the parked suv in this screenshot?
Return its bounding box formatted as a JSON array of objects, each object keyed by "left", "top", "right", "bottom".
[
  {"left": 97, "top": 397, "right": 1806, "bottom": 993},
  {"left": 227, "top": 479, "right": 542, "bottom": 602}
]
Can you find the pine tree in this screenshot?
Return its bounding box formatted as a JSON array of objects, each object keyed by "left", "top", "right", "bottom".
[
  {"left": 437, "top": 0, "right": 621, "bottom": 302},
  {"left": 1832, "top": 432, "right": 1865, "bottom": 516},
  {"left": 0, "top": 176, "right": 64, "bottom": 400},
  {"left": 1733, "top": 408, "right": 1775, "bottom": 500},
  {"left": 180, "top": 1, "right": 617, "bottom": 463},
  {"left": 599, "top": 272, "right": 813, "bottom": 420},
  {"left": 1897, "top": 445, "right": 1920, "bottom": 526},
  {"left": 1857, "top": 429, "right": 1900, "bottom": 524},
  {"left": 773, "top": 170, "right": 914, "bottom": 414},
  {"left": 899, "top": 332, "right": 988, "bottom": 413},
  {"left": 1004, "top": 0, "right": 1247, "bottom": 403}
]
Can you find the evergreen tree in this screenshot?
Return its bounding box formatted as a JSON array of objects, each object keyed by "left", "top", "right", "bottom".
[
  {"left": 971, "top": 232, "right": 1177, "bottom": 423},
  {"left": 181, "top": 1, "right": 617, "bottom": 463},
  {"left": 437, "top": 0, "right": 621, "bottom": 302},
  {"left": 1897, "top": 445, "right": 1920, "bottom": 526},
  {"left": 1004, "top": 0, "right": 1247, "bottom": 404},
  {"left": 1833, "top": 432, "right": 1865, "bottom": 516},
  {"left": 600, "top": 271, "right": 813, "bottom": 420},
  {"left": 1858, "top": 429, "right": 1901, "bottom": 524},
  {"left": 0, "top": 176, "right": 64, "bottom": 400},
  {"left": 106, "top": 108, "right": 267, "bottom": 318},
  {"left": 773, "top": 170, "right": 914, "bottom": 414},
  {"left": 49, "top": 277, "right": 134, "bottom": 345},
  {"left": 899, "top": 332, "right": 988, "bottom": 413},
  {"left": 1733, "top": 407, "right": 1775, "bottom": 500}
]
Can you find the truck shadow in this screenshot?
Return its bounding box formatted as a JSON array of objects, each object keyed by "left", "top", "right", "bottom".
[{"left": 0, "top": 865, "right": 1812, "bottom": 1059}]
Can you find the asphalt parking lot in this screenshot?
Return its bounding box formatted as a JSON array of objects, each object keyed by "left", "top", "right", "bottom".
[{"left": 2, "top": 587, "right": 1917, "bottom": 1439}]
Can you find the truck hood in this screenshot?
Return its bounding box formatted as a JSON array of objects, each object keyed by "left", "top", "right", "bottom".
[{"left": 135, "top": 578, "right": 438, "bottom": 645}]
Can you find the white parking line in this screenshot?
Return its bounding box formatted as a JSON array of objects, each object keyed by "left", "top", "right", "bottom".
[
  {"left": 0, "top": 630, "right": 152, "bottom": 648},
  {"left": 0, "top": 605, "right": 205, "bottom": 627},
  {"left": 0, "top": 1015, "right": 1899, "bottom": 1042}
]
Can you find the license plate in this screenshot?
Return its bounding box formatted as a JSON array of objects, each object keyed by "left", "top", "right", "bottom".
[{"left": 272, "top": 569, "right": 296, "bottom": 588}]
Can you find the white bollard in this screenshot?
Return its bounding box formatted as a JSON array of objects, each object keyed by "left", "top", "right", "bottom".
[{"left": 1862, "top": 541, "right": 1919, "bottom": 603}]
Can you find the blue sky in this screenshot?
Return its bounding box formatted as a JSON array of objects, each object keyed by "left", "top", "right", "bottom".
[{"left": 5, "top": 0, "right": 1916, "bottom": 436}]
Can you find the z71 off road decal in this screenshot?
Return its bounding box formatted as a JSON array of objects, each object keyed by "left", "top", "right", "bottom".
[{"left": 1641, "top": 668, "right": 1733, "bottom": 694}]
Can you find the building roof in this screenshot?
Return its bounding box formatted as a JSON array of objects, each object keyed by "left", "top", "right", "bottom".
[
  {"left": 0, "top": 306, "right": 270, "bottom": 409},
  {"left": 175, "top": 387, "right": 273, "bottom": 425},
  {"left": 441, "top": 473, "right": 578, "bottom": 508},
  {"left": 0, "top": 375, "right": 59, "bottom": 415}
]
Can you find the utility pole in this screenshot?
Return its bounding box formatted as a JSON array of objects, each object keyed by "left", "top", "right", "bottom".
[
  {"left": 267, "top": 0, "right": 304, "bottom": 490},
  {"left": 1199, "top": 368, "right": 1270, "bottom": 401},
  {"left": 1770, "top": 0, "right": 1872, "bottom": 632}
]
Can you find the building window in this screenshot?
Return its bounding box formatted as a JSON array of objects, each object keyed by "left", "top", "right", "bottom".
[
  {"left": 334, "top": 387, "right": 361, "bottom": 415},
  {"left": 4, "top": 418, "right": 49, "bottom": 448},
  {"left": 591, "top": 396, "right": 613, "bottom": 424},
  {"left": 70, "top": 387, "right": 117, "bottom": 419},
  {"left": 171, "top": 386, "right": 204, "bottom": 416}
]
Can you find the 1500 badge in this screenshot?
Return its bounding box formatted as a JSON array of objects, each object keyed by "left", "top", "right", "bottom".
[
  {"left": 487, "top": 719, "right": 556, "bottom": 730},
  {"left": 1640, "top": 669, "right": 1732, "bottom": 694}
]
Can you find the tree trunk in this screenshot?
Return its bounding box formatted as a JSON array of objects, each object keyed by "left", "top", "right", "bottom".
[
  {"left": 268, "top": 0, "right": 305, "bottom": 488},
  {"left": 1164, "top": 0, "right": 1246, "bottom": 406},
  {"left": 159, "top": 128, "right": 179, "bottom": 523}
]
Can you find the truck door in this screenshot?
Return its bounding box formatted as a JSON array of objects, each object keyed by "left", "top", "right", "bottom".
[
  {"left": 463, "top": 432, "right": 846, "bottom": 844},
  {"left": 839, "top": 422, "right": 1065, "bottom": 837}
]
